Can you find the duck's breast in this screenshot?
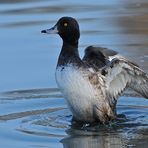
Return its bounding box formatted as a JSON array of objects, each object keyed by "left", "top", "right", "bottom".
[{"left": 55, "top": 64, "right": 97, "bottom": 121}]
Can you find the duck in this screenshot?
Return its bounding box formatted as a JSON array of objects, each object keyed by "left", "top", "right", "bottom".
[{"left": 41, "top": 17, "right": 148, "bottom": 123}]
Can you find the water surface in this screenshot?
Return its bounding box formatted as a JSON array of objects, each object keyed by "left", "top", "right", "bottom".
[{"left": 0, "top": 0, "right": 148, "bottom": 147}]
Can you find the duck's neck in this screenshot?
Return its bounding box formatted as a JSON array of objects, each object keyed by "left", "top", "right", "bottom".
[{"left": 57, "top": 41, "right": 81, "bottom": 66}]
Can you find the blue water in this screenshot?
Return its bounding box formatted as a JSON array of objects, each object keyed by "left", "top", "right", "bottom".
[{"left": 0, "top": 0, "right": 148, "bottom": 147}]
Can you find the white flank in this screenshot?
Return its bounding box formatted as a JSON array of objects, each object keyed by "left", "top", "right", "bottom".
[{"left": 55, "top": 64, "right": 99, "bottom": 122}]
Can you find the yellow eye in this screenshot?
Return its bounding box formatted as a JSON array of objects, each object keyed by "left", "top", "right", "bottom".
[{"left": 64, "top": 22, "right": 68, "bottom": 27}]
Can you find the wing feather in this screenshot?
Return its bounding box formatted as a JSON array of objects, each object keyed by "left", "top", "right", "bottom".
[
  {"left": 101, "top": 59, "right": 148, "bottom": 104},
  {"left": 83, "top": 46, "right": 148, "bottom": 103},
  {"left": 83, "top": 46, "right": 120, "bottom": 69}
]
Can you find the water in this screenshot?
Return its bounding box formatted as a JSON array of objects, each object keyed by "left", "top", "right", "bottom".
[{"left": 0, "top": 0, "right": 148, "bottom": 147}]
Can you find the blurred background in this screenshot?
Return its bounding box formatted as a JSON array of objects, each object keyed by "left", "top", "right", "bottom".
[
  {"left": 0, "top": 0, "right": 148, "bottom": 148},
  {"left": 0, "top": 0, "right": 148, "bottom": 92}
]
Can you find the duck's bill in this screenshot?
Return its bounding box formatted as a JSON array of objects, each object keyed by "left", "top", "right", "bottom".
[{"left": 41, "top": 25, "right": 58, "bottom": 34}]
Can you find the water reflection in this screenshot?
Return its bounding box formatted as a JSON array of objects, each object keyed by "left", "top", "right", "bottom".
[
  {"left": 62, "top": 128, "right": 148, "bottom": 148},
  {"left": 61, "top": 115, "right": 148, "bottom": 148},
  {"left": 0, "top": 88, "right": 147, "bottom": 148},
  {"left": 62, "top": 133, "right": 126, "bottom": 148}
]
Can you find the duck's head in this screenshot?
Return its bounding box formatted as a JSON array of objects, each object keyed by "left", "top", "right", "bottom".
[{"left": 41, "top": 17, "right": 80, "bottom": 45}]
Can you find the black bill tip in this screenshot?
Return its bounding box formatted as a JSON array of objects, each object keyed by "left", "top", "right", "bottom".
[{"left": 41, "top": 30, "right": 46, "bottom": 33}]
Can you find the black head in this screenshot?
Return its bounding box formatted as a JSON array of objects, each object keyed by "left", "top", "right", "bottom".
[{"left": 41, "top": 17, "right": 80, "bottom": 45}]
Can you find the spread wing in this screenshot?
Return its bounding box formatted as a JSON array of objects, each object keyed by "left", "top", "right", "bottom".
[
  {"left": 101, "top": 58, "right": 148, "bottom": 105},
  {"left": 83, "top": 46, "right": 147, "bottom": 101},
  {"left": 83, "top": 46, "right": 139, "bottom": 69},
  {"left": 83, "top": 46, "right": 122, "bottom": 70}
]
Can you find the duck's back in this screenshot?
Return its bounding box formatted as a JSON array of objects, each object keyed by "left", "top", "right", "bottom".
[{"left": 83, "top": 46, "right": 118, "bottom": 69}]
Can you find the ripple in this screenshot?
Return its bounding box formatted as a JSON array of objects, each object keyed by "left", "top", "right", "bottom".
[
  {"left": 0, "top": 88, "right": 62, "bottom": 100},
  {"left": 0, "top": 107, "right": 64, "bottom": 121},
  {"left": 0, "top": 87, "right": 147, "bottom": 147},
  {"left": 0, "top": 4, "right": 116, "bottom": 15}
]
